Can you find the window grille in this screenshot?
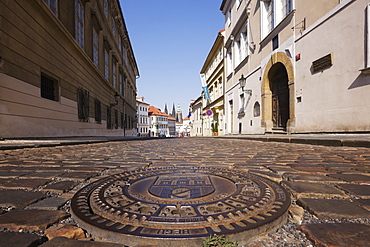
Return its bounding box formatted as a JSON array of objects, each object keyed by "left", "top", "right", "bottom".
[
  {"left": 95, "top": 99, "right": 102, "bottom": 123},
  {"left": 107, "top": 107, "right": 112, "bottom": 129},
  {"left": 41, "top": 74, "right": 58, "bottom": 101},
  {"left": 114, "top": 110, "right": 118, "bottom": 129},
  {"left": 78, "top": 87, "right": 89, "bottom": 122}
]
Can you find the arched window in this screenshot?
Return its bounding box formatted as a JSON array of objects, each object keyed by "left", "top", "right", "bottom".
[{"left": 254, "top": 102, "right": 260, "bottom": 117}]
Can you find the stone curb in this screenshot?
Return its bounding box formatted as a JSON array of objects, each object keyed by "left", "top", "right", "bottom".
[
  {"left": 213, "top": 136, "right": 370, "bottom": 148},
  {"left": 0, "top": 137, "right": 156, "bottom": 150}
]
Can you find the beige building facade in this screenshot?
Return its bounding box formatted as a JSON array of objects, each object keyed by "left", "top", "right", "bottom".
[
  {"left": 200, "top": 30, "right": 226, "bottom": 136},
  {"left": 221, "top": 0, "right": 370, "bottom": 134},
  {"left": 0, "top": 0, "right": 139, "bottom": 138},
  {"left": 189, "top": 97, "right": 203, "bottom": 137}
]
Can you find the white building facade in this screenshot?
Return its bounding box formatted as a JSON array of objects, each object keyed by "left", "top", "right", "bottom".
[
  {"left": 136, "top": 97, "right": 150, "bottom": 137},
  {"left": 220, "top": 0, "right": 370, "bottom": 134},
  {"left": 148, "top": 106, "right": 169, "bottom": 137}
]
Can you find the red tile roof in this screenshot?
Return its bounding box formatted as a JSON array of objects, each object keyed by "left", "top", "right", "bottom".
[{"left": 148, "top": 106, "right": 168, "bottom": 117}]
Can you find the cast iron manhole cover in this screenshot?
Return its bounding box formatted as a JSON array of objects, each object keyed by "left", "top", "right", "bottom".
[{"left": 71, "top": 166, "right": 290, "bottom": 246}]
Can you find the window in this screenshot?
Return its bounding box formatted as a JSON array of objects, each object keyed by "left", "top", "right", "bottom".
[
  {"left": 267, "top": 0, "right": 274, "bottom": 32},
  {"left": 77, "top": 87, "right": 89, "bottom": 122},
  {"left": 118, "top": 36, "right": 122, "bottom": 52},
  {"left": 227, "top": 8, "right": 232, "bottom": 26},
  {"left": 272, "top": 35, "right": 279, "bottom": 50},
  {"left": 112, "top": 19, "right": 116, "bottom": 37},
  {"left": 104, "top": 50, "right": 109, "bottom": 80},
  {"left": 261, "top": 0, "right": 292, "bottom": 39},
  {"left": 93, "top": 28, "right": 99, "bottom": 67},
  {"left": 119, "top": 73, "right": 123, "bottom": 94},
  {"left": 114, "top": 110, "right": 118, "bottom": 129},
  {"left": 75, "top": 0, "right": 84, "bottom": 48},
  {"left": 123, "top": 74, "right": 127, "bottom": 97},
  {"left": 238, "top": 93, "right": 245, "bottom": 114},
  {"left": 241, "top": 28, "right": 249, "bottom": 59},
  {"left": 234, "top": 38, "right": 242, "bottom": 66},
  {"left": 284, "top": 0, "right": 293, "bottom": 15},
  {"left": 95, "top": 99, "right": 102, "bottom": 123},
  {"left": 226, "top": 48, "right": 233, "bottom": 75},
  {"left": 107, "top": 107, "right": 111, "bottom": 129},
  {"left": 112, "top": 62, "right": 117, "bottom": 88},
  {"left": 254, "top": 102, "right": 261, "bottom": 117},
  {"left": 121, "top": 112, "right": 124, "bottom": 129},
  {"left": 104, "top": 0, "right": 109, "bottom": 19},
  {"left": 41, "top": 73, "right": 58, "bottom": 101},
  {"left": 44, "top": 0, "right": 58, "bottom": 15}
]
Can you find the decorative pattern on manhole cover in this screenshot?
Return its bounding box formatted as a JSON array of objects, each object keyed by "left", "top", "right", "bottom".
[{"left": 71, "top": 166, "right": 290, "bottom": 246}]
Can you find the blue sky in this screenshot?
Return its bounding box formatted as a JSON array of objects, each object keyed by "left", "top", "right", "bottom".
[{"left": 120, "top": 0, "right": 224, "bottom": 115}]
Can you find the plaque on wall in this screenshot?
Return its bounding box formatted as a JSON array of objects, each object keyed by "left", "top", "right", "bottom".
[{"left": 312, "top": 53, "right": 333, "bottom": 73}]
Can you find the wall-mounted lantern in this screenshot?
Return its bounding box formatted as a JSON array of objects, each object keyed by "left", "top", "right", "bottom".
[
  {"left": 110, "top": 92, "right": 120, "bottom": 108},
  {"left": 239, "top": 74, "right": 252, "bottom": 95}
]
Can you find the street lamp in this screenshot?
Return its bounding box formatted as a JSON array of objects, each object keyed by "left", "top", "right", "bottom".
[
  {"left": 239, "top": 74, "right": 252, "bottom": 95},
  {"left": 110, "top": 92, "right": 120, "bottom": 108}
]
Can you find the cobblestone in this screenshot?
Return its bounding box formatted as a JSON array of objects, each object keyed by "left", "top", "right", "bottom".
[{"left": 0, "top": 137, "right": 369, "bottom": 246}]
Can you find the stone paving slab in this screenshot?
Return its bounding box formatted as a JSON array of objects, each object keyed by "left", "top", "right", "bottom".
[
  {"left": 0, "top": 178, "right": 12, "bottom": 185},
  {"left": 45, "top": 224, "right": 85, "bottom": 240},
  {"left": 336, "top": 184, "right": 370, "bottom": 199},
  {"left": 0, "top": 190, "right": 45, "bottom": 208},
  {"left": 39, "top": 236, "right": 130, "bottom": 246},
  {"left": 283, "top": 173, "right": 343, "bottom": 183},
  {"left": 0, "top": 231, "right": 48, "bottom": 247},
  {"left": 0, "top": 209, "right": 68, "bottom": 231},
  {"left": 0, "top": 178, "right": 51, "bottom": 190},
  {"left": 25, "top": 197, "right": 69, "bottom": 210},
  {"left": 22, "top": 171, "right": 64, "bottom": 179},
  {"left": 297, "top": 198, "right": 370, "bottom": 219},
  {"left": 356, "top": 199, "right": 370, "bottom": 211},
  {"left": 56, "top": 172, "right": 99, "bottom": 181},
  {"left": 0, "top": 171, "right": 29, "bottom": 178},
  {"left": 281, "top": 181, "right": 347, "bottom": 198},
  {"left": 299, "top": 223, "right": 370, "bottom": 247},
  {"left": 41, "top": 180, "right": 78, "bottom": 193},
  {"left": 327, "top": 173, "right": 370, "bottom": 183}
]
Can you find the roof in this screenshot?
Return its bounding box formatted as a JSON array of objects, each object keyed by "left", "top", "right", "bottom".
[{"left": 148, "top": 106, "right": 168, "bottom": 117}]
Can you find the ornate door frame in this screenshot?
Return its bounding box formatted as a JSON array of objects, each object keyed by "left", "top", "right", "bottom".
[{"left": 261, "top": 52, "right": 295, "bottom": 133}]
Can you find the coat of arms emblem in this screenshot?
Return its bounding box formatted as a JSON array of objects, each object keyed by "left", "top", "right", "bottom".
[{"left": 148, "top": 175, "right": 215, "bottom": 199}]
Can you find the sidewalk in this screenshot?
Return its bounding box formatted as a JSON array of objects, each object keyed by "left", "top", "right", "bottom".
[{"left": 218, "top": 133, "right": 370, "bottom": 148}]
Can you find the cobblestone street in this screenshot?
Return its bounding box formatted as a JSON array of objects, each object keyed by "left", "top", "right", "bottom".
[{"left": 1, "top": 137, "right": 370, "bottom": 246}]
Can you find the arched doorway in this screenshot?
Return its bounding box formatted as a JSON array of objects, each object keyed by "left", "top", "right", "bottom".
[
  {"left": 261, "top": 52, "right": 295, "bottom": 133},
  {"left": 269, "top": 63, "right": 289, "bottom": 129}
]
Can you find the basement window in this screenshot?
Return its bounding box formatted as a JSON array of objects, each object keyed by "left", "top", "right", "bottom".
[{"left": 41, "top": 73, "right": 59, "bottom": 101}]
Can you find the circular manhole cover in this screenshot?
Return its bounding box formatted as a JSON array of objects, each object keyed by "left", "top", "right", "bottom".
[{"left": 71, "top": 166, "right": 290, "bottom": 246}]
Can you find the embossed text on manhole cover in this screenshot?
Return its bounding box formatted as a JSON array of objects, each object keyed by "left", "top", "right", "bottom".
[{"left": 71, "top": 166, "right": 290, "bottom": 246}]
